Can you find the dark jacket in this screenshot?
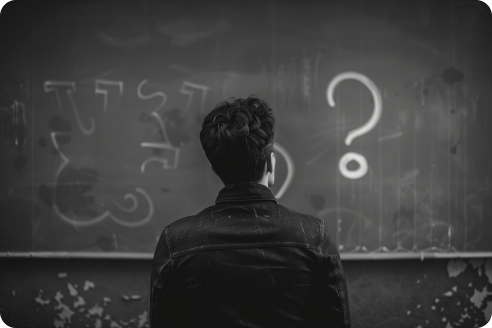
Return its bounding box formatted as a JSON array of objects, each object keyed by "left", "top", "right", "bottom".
[{"left": 151, "top": 182, "right": 351, "bottom": 328}]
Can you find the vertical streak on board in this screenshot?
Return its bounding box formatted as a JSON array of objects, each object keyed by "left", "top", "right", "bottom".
[
  {"left": 32, "top": 9, "right": 36, "bottom": 253},
  {"left": 335, "top": 2, "right": 341, "bottom": 249},
  {"left": 430, "top": 78, "right": 434, "bottom": 250}
]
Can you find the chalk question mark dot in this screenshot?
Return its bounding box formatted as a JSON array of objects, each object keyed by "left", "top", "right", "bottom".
[
  {"left": 339, "top": 152, "right": 368, "bottom": 179},
  {"left": 327, "top": 72, "right": 382, "bottom": 179}
]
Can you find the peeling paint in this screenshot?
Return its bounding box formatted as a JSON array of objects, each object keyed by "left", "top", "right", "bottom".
[
  {"left": 470, "top": 259, "right": 484, "bottom": 276},
  {"left": 54, "top": 291, "right": 74, "bottom": 327},
  {"left": 87, "top": 303, "right": 104, "bottom": 317},
  {"left": 110, "top": 321, "right": 122, "bottom": 328},
  {"left": 103, "top": 297, "right": 111, "bottom": 306},
  {"left": 137, "top": 311, "right": 148, "bottom": 328},
  {"left": 34, "top": 290, "right": 50, "bottom": 305},
  {"left": 447, "top": 259, "right": 466, "bottom": 278},
  {"left": 470, "top": 287, "right": 491, "bottom": 308},
  {"left": 73, "top": 296, "right": 85, "bottom": 308},
  {"left": 68, "top": 283, "right": 78, "bottom": 296},
  {"left": 484, "top": 300, "right": 492, "bottom": 323},
  {"left": 83, "top": 281, "right": 95, "bottom": 291},
  {"left": 485, "top": 260, "right": 492, "bottom": 285}
]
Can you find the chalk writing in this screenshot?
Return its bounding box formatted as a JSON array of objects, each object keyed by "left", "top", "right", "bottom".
[
  {"left": 95, "top": 79, "right": 123, "bottom": 113},
  {"left": 327, "top": 72, "right": 382, "bottom": 179},
  {"left": 43, "top": 81, "right": 95, "bottom": 135},
  {"left": 50, "top": 132, "right": 154, "bottom": 227},
  {"left": 273, "top": 143, "right": 294, "bottom": 199},
  {"left": 137, "top": 79, "right": 180, "bottom": 171},
  {"left": 179, "top": 81, "right": 210, "bottom": 114}
]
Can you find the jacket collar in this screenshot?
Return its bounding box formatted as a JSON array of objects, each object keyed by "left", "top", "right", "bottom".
[{"left": 215, "top": 182, "right": 278, "bottom": 204}]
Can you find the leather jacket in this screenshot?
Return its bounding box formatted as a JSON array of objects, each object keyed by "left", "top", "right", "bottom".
[{"left": 151, "top": 182, "right": 351, "bottom": 327}]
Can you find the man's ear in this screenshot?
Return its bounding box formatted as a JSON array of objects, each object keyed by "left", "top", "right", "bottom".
[{"left": 266, "top": 152, "right": 273, "bottom": 173}]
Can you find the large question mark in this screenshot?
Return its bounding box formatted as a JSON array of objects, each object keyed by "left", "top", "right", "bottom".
[{"left": 327, "top": 72, "right": 382, "bottom": 179}]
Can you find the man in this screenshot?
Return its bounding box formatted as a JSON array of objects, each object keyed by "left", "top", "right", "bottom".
[{"left": 150, "top": 96, "right": 351, "bottom": 327}]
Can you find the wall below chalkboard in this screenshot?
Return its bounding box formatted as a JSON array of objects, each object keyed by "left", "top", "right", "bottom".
[{"left": 1, "top": 258, "right": 491, "bottom": 328}]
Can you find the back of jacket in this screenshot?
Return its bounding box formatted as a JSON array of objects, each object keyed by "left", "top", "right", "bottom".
[{"left": 151, "top": 183, "right": 351, "bottom": 328}]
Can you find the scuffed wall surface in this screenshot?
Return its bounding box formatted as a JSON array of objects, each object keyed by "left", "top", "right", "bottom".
[
  {"left": 347, "top": 258, "right": 492, "bottom": 328},
  {"left": 0, "top": 258, "right": 491, "bottom": 328},
  {"left": 0, "top": 259, "right": 151, "bottom": 328}
]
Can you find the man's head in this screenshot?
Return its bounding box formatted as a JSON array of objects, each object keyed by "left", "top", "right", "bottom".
[{"left": 200, "top": 96, "right": 275, "bottom": 186}]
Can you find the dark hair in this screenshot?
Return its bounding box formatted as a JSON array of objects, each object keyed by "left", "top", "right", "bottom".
[{"left": 200, "top": 96, "right": 275, "bottom": 185}]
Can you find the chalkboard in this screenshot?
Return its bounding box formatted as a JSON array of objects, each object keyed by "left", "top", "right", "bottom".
[{"left": 1, "top": 0, "right": 491, "bottom": 255}]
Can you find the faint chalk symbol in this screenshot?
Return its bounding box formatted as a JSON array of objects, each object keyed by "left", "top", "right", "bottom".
[
  {"left": 273, "top": 142, "right": 294, "bottom": 199},
  {"left": 378, "top": 131, "right": 402, "bottom": 142},
  {"left": 138, "top": 79, "right": 180, "bottom": 170},
  {"left": 44, "top": 81, "right": 95, "bottom": 135},
  {"left": 50, "top": 132, "right": 154, "bottom": 227},
  {"left": 95, "top": 80, "right": 123, "bottom": 113}
]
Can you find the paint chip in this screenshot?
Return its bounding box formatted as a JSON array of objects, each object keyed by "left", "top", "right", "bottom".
[
  {"left": 442, "top": 317, "right": 447, "bottom": 322},
  {"left": 68, "top": 282, "right": 78, "bottom": 297},
  {"left": 83, "top": 281, "right": 95, "bottom": 291},
  {"left": 452, "top": 286, "right": 457, "bottom": 292},
  {"left": 130, "top": 295, "right": 142, "bottom": 300},
  {"left": 137, "top": 311, "right": 148, "bottom": 328},
  {"left": 470, "top": 287, "right": 491, "bottom": 308},
  {"left": 58, "top": 272, "right": 68, "bottom": 278},
  {"left": 406, "top": 310, "right": 411, "bottom": 315},
  {"left": 447, "top": 259, "right": 466, "bottom": 278},
  {"left": 110, "top": 321, "right": 122, "bottom": 328},
  {"left": 431, "top": 305, "right": 436, "bottom": 310},
  {"left": 54, "top": 291, "right": 75, "bottom": 325},
  {"left": 88, "top": 304, "right": 104, "bottom": 317},
  {"left": 443, "top": 291, "right": 453, "bottom": 297},
  {"left": 73, "top": 296, "right": 85, "bottom": 308},
  {"left": 95, "top": 319, "right": 102, "bottom": 328},
  {"left": 435, "top": 298, "right": 440, "bottom": 303},
  {"left": 485, "top": 260, "right": 492, "bottom": 285},
  {"left": 34, "top": 291, "right": 50, "bottom": 305},
  {"left": 417, "top": 304, "right": 421, "bottom": 309},
  {"left": 484, "top": 300, "right": 492, "bottom": 324}
]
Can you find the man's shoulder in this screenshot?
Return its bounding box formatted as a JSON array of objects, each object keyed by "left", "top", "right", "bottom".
[{"left": 164, "top": 205, "right": 214, "bottom": 231}]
